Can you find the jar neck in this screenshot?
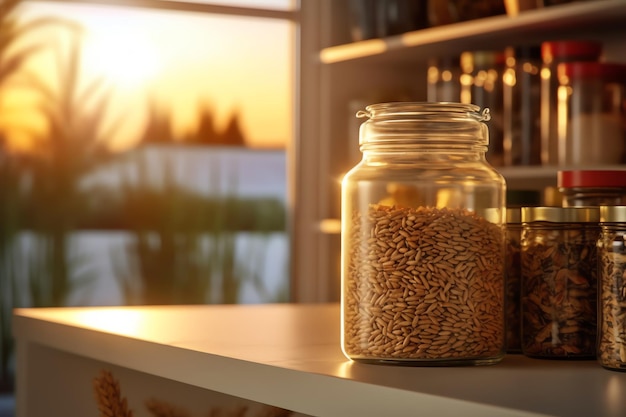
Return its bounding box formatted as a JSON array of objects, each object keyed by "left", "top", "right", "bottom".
[
  {"left": 362, "top": 146, "right": 487, "bottom": 163},
  {"left": 358, "top": 102, "right": 491, "bottom": 152}
]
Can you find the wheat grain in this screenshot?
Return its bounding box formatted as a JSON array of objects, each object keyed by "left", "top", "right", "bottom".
[{"left": 343, "top": 204, "right": 505, "bottom": 363}]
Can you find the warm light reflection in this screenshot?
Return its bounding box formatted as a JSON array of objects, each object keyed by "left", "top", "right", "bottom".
[
  {"left": 320, "top": 39, "right": 387, "bottom": 64},
  {"left": 556, "top": 85, "right": 571, "bottom": 164},
  {"left": 605, "top": 375, "right": 625, "bottom": 415},
  {"left": 338, "top": 359, "right": 355, "bottom": 378},
  {"left": 76, "top": 309, "right": 144, "bottom": 335}
]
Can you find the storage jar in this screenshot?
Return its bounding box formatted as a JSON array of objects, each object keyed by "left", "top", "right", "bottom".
[
  {"left": 505, "top": 207, "right": 523, "bottom": 353},
  {"left": 461, "top": 50, "right": 506, "bottom": 166},
  {"left": 539, "top": 40, "right": 602, "bottom": 165},
  {"left": 598, "top": 206, "right": 626, "bottom": 371},
  {"left": 503, "top": 45, "right": 542, "bottom": 166},
  {"left": 558, "top": 170, "right": 626, "bottom": 207},
  {"left": 341, "top": 102, "right": 506, "bottom": 366},
  {"left": 427, "top": 56, "right": 461, "bottom": 103},
  {"left": 556, "top": 62, "right": 626, "bottom": 166},
  {"left": 520, "top": 206, "right": 600, "bottom": 358}
]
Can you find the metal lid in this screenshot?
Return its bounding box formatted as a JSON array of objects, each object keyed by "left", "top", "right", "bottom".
[
  {"left": 522, "top": 206, "right": 600, "bottom": 223},
  {"left": 558, "top": 170, "right": 626, "bottom": 188},
  {"left": 599, "top": 206, "right": 626, "bottom": 223},
  {"left": 506, "top": 207, "right": 521, "bottom": 223}
]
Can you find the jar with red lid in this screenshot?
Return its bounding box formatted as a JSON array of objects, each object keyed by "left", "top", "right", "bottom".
[
  {"left": 539, "top": 40, "right": 602, "bottom": 166},
  {"left": 556, "top": 62, "right": 626, "bottom": 166},
  {"left": 558, "top": 170, "right": 626, "bottom": 207}
]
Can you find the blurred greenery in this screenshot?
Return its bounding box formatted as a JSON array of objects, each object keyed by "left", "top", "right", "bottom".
[
  {"left": 113, "top": 153, "right": 286, "bottom": 305},
  {"left": 0, "top": 0, "right": 81, "bottom": 391}
]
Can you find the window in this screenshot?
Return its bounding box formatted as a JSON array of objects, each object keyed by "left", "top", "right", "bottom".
[{"left": 0, "top": 0, "right": 296, "bottom": 308}]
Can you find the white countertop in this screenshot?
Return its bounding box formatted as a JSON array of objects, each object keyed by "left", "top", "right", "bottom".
[{"left": 13, "top": 303, "right": 626, "bottom": 417}]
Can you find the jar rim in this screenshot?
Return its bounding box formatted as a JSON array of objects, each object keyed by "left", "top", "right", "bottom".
[
  {"left": 600, "top": 206, "right": 626, "bottom": 223},
  {"left": 356, "top": 101, "right": 482, "bottom": 122}
]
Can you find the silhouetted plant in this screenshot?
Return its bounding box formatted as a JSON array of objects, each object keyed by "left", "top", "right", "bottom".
[
  {"left": 23, "top": 36, "right": 118, "bottom": 308},
  {"left": 0, "top": 0, "right": 80, "bottom": 391},
  {"left": 159, "top": 101, "right": 246, "bottom": 146},
  {"left": 139, "top": 98, "right": 176, "bottom": 145},
  {"left": 113, "top": 147, "right": 286, "bottom": 305}
]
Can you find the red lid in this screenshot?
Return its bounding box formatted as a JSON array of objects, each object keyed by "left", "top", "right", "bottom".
[
  {"left": 541, "top": 40, "right": 602, "bottom": 64},
  {"left": 558, "top": 62, "right": 626, "bottom": 82},
  {"left": 558, "top": 170, "right": 626, "bottom": 188}
]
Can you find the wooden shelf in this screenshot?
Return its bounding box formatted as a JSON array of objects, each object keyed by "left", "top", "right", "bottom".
[{"left": 320, "top": 0, "right": 626, "bottom": 65}]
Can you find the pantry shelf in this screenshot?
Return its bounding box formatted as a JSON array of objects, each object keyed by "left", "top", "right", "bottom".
[
  {"left": 12, "top": 303, "right": 626, "bottom": 417},
  {"left": 319, "top": 0, "right": 626, "bottom": 65}
]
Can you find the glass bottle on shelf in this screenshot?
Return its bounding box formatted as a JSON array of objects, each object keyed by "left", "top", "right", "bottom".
[
  {"left": 503, "top": 45, "right": 542, "bottom": 166},
  {"left": 461, "top": 50, "right": 506, "bottom": 166},
  {"left": 427, "top": 56, "right": 461, "bottom": 103},
  {"left": 556, "top": 62, "right": 626, "bottom": 166},
  {"left": 539, "top": 40, "right": 602, "bottom": 166}
]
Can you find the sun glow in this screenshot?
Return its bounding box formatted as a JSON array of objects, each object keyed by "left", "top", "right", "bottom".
[
  {"left": 83, "top": 30, "right": 160, "bottom": 88},
  {"left": 11, "top": 1, "right": 291, "bottom": 151}
]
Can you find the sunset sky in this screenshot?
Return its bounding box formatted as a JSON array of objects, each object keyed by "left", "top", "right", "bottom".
[{"left": 4, "top": 0, "right": 294, "bottom": 151}]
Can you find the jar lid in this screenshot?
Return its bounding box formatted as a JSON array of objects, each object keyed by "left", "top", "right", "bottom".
[
  {"left": 557, "top": 62, "right": 626, "bottom": 82},
  {"left": 600, "top": 206, "right": 626, "bottom": 223},
  {"left": 558, "top": 170, "right": 626, "bottom": 188},
  {"left": 506, "top": 207, "right": 521, "bottom": 223},
  {"left": 541, "top": 40, "right": 602, "bottom": 64},
  {"left": 522, "top": 206, "right": 600, "bottom": 223}
]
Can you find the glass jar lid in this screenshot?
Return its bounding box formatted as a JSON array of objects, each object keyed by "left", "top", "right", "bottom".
[
  {"left": 600, "top": 206, "right": 626, "bottom": 223},
  {"left": 522, "top": 206, "right": 600, "bottom": 223},
  {"left": 558, "top": 170, "right": 626, "bottom": 188},
  {"left": 356, "top": 102, "right": 492, "bottom": 149}
]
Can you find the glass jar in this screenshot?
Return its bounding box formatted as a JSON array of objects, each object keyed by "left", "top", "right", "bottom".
[
  {"left": 461, "top": 50, "right": 506, "bottom": 166},
  {"left": 520, "top": 206, "right": 600, "bottom": 359},
  {"left": 427, "top": 56, "right": 461, "bottom": 103},
  {"left": 505, "top": 207, "right": 523, "bottom": 353},
  {"left": 341, "top": 102, "right": 506, "bottom": 366},
  {"left": 539, "top": 40, "right": 602, "bottom": 166},
  {"left": 598, "top": 206, "right": 626, "bottom": 371},
  {"left": 558, "top": 170, "right": 626, "bottom": 207},
  {"left": 556, "top": 62, "right": 626, "bottom": 166},
  {"left": 503, "top": 45, "right": 542, "bottom": 166}
]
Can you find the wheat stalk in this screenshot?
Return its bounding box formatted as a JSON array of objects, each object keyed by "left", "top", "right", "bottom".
[
  {"left": 145, "top": 398, "right": 192, "bottom": 417},
  {"left": 93, "top": 369, "right": 134, "bottom": 417}
]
